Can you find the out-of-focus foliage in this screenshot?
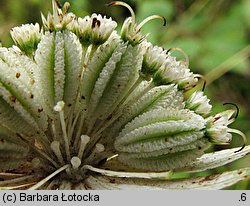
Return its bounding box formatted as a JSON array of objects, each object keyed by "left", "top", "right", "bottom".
[{"left": 0, "top": 0, "right": 249, "bottom": 189}]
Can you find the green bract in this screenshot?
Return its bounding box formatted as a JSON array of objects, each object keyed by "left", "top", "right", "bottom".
[{"left": 0, "top": 0, "right": 249, "bottom": 190}]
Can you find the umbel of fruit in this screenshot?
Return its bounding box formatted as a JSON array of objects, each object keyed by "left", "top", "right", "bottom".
[{"left": 0, "top": 0, "right": 249, "bottom": 189}]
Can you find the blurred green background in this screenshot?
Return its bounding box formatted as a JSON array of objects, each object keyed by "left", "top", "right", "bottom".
[{"left": 0, "top": 0, "right": 249, "bottom": 189}]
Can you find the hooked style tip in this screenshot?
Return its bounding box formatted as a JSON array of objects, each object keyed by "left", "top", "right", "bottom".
[
  {"left": 161, "top": 16, "right": 167, "bottom": 26},
  {"left": 202, "top": 80, "right": 207, "bottom": 92},
  {"left": 228, "top": 128, "right": 248, "bottom": 153},
  {"left": 137, "top": 15, "right": 167, "bottom": 31},
  {"left": 223, "top": 103, "right": 239, "bottom": 119},
  {"left": 107, "top": 1, "right": 136, "bottom": 22},
  {"left": 63, "top": 2, "right": 70, "bottom": 14},
  {"left": 234, "top": 144, "right": 245, "bottom": 153}
]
